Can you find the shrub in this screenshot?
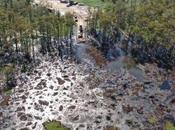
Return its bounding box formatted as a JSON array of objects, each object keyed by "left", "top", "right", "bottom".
[
  {"left": 43, "top": 121, "right": 69, "bottom": 130},
  {"left": 87, "top": 47, "right": 106, "bottom": 67}
]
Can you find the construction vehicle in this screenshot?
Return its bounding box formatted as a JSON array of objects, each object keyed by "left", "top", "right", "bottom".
[{"left": 77, "top": 25, "right": 86, "bottom": 43}]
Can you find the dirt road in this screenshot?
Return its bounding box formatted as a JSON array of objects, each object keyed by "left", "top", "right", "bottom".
[{"left": 34, "top": 0, "right": 89, "bottom": 32}]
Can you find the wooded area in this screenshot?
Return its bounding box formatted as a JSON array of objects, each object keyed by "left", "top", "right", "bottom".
[
  {"left": 87, "top": 0, "right": 175, "bottom": 69},
  {"left": 0, "top": 0, "right": 74, "bottom": 89}
]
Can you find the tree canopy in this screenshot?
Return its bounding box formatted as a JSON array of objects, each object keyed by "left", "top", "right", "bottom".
[{"left": 87, "top": 0, "right": 175, "bottom": 69}]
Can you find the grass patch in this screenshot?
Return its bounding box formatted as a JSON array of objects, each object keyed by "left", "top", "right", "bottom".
[
  {"left": 148, "top": 116, "right": 158, "bottom": 124},
  {"left": 104, "top": 127, "right": 118, "bottom": 130},
  {"left": 164, "top": 121, "right": 175, "bottom": 130},
  {"left": 73, "top": 0, "right": 139, "bottom": 8},
  {"left": 4, "top": 88, "right": 13, "bottom": 96},
  {"left": 73, "top": 0, "right": 111, "bottom": 8},
  {"left": 43, "top": 121, "right": 69, "bottom": 130}
]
